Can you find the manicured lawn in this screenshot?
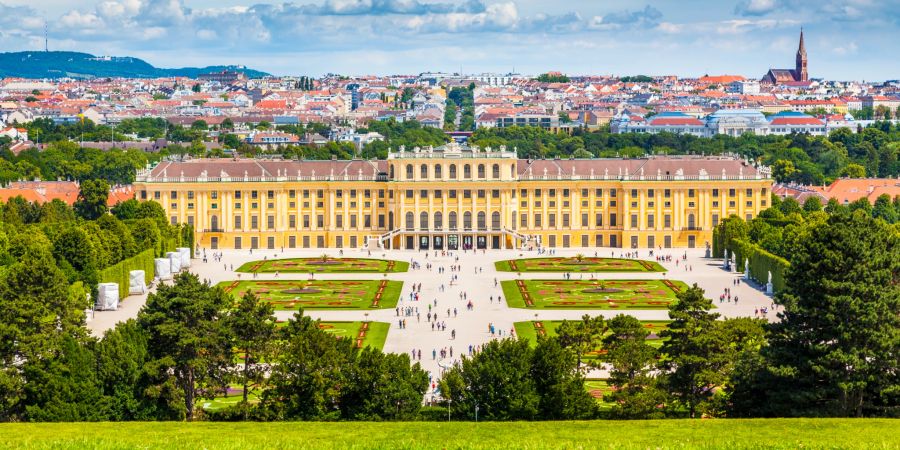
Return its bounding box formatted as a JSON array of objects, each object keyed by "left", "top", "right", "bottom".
[
  {"left": 502, "top": 279, "right": 691, "bottom": 309},
  {"left": 515, "top": 320, "right": 669, "bottom": 359},
  {"left": 584, "top": 379, "right": 615, "bottom": 409},
  {"left": 237, "top": 257, "right": 408, "bottom": 273},
  {"left": 219, "top": 279, "right": 402, "bottom": 309},
  {"left": 4, "top": 420, "right": 899, "bottom": 449},
  {"left": 496, "top": 257, "right": 665, "bottom": 273}
]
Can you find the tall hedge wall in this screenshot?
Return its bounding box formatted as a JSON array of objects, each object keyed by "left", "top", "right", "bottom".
[
  {"left": 98, "top": 248, "right": 156, "bottom": 296},
  {"left": 729, "top": 238, "right": 790, "bottom": 294}
]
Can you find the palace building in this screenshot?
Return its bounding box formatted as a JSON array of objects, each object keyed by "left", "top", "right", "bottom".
[{"left": 133, "top": 143, "right": 772, "bottom": 251}]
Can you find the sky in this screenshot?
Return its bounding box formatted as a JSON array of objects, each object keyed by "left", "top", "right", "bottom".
[{"left": 0, "top": 0, "right": 898, "bottom": 80}]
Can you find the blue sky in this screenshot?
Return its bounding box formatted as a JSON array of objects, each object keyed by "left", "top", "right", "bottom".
[{"left": 0, "top": 0, "right": 897, "bottom": 80}]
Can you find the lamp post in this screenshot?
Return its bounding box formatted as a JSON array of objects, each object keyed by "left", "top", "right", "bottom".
[
  {"left": 475, "top": 404, "right": 479, "bottom": 422},
  {"left": 447, "top": 398, "right": 451, "bottom": 422}
]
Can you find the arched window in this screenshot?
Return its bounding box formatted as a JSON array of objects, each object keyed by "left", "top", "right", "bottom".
[
  {"left": 420, "top": 211, "right": 429, "bottom": 230},
  {"left": 405, "top": 164, "right": 413, "bottom": 180},
  {"left": 492, "top": 164, "right": 500, "bottom": 179},
  {"left": 463, "top": 211, "right": 472, "bottom": 229},
  {"left": 434, "top": 211, "right": 443, "bottom": 229},
  {"left": 464, "top": 164, "right": 471, "bottom": 179},
  {"left": 511, "top": 211, "right": 517, "bottom": 230},
  {"left": 434, "top": 164, "right": 442, "bottom": 179},
  {"left": 477, "top": 211, "right": 486, "bottom": 230},
  {"left": 449, "top": 211, "right": 458, "bottom": 230},
  {"left": 477, "top": 164, "right": 486, "bottom": 179},
  {"left": 405, "top": 212, "right": 414, "bottom": 230},
  {"left": 510, "top": 164, "right": 516, "bottom": 178},
  {"left": 389, "top": 165, "right": 395, "bottom": 179},
  {"left": 211, "top": 215, "right": 219, "bottom": 231},
  {"left": 420, "top": 164, "right": 428, "bottom": 179},
  {"left": 688, "top": 214, "right": 696, "bottom": 229},
  {"left": 491, "top": 211, "right": 501, "bottom": 230},
  {"left": 388, "top": 212, "right": 394, "bottom": 229},
  {"left": 449, "top": 164, "right": 457, "bottom": 179}
]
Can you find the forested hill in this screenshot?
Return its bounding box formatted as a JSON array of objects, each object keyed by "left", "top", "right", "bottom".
[{"left": 0, "top": 51, "right": 270, "bottom": 79}]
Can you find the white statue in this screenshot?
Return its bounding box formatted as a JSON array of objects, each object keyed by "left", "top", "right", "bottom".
[{"left": 765, "top": 271, "right": 774, "bottom": 295}]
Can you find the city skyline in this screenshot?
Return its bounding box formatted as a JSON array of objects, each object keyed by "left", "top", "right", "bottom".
[{"left": 0, "top": 0, "right": 898, "bottom": 80}]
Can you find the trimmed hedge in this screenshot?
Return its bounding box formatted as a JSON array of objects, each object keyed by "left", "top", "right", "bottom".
[{"left": 729, "top": 238, "right": 789, "bottom": 294}]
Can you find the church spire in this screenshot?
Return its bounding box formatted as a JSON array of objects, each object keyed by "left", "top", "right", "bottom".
[{"left": 795, "top": 28, "right": 808, "bottom": 82}]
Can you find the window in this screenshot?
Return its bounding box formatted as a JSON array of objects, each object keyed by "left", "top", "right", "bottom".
[
  {"left": 317, "top": 215, "right": 324, "bottom": 228},
  {"left": 289, "top": 215, "right": 296, "bottom": 228},
  {"left": 492, "top": 189, "right": 500, "bottom": 199},
  {"left": 687, "top": 214, "right": 696, "bottom": 229},
  {"left": 477, "top": 211, "right": 486, "bottom": 229},
  {"left": 406, "top": 164, "right": 414, "bottom": 179},
  {"left": 712, "top": 214, "right": 720, "bottom": 227},
  {"left": 464, "top": 164, "right": 471, "bottom": 178},
  {"left": 630, "top": 214, "right": 638, "bottom": 228},
  {"left": 712, "top": 189, "right": 719, "bottom": 197},
  {"left": 548, "top": 214, "right": 556, "bottom": 227},
  {"left": 267, "top": 190, "right": 274, "bottom": 200},
  {"left": 664, "top": 189, "right": 671, "bottom": 198},
  {"left": 729, "top": 189, "right": 736, "bottom": 197},
  {"left": 463, "top": 212, "right": 473, "bottom": 229},
  {"left": 434, "top": 212, "right": 443, "bottom": 229},
  {"left": 234, "top": 215, "right": 242, "bottom": 230},
  {"left": 420, "top": 189, "right": 428, "bottom": 199},
  {"left": 405, "top": 212, "right": 414, "bottom": 229},
  {"left": 449, "top": 211, "right": 458, "bottom": 229},
  {"left": 610, "top": 213, "right": 617, "bottom": 227},
  {"left": 746, "top": 188, "right": 753, "bottom": 196},
  {"left": 534, "top": 213, "right": 542, "bottom": 227},
  {"left": 581, "top": 213, "right": 588, "bottom": 228},
  {"left": 664, "top": 214, "right": 671, "bottom": 228},
  {"left": 267, "top": 215, "right": 275, "bottom": 229},
  {"left": 420, "top": 164, "right": 428, "bottom": 179},
  {"left": 303, "top": 215, "right": 310, "bottom": 228},
  {"left": 631, "top": 189, "right": 638, "bottom": 198},
  {"left": 420, "top": 212, "right": 428, "bottom": 229},
  {"left": 478, "top": 190, "right": 485, "bottom": 199},
  {"left": 350, "top": 215, "right": 357, "bottom": 228},
  {"left": 492, "top": 164, "right": 500, "bottom": 178},
  {"left": 535, "top": 189, "right": 542, "bottom": 197},
  {"left": 435, "top": 165, "right": 442, "bottom": 178},
  {"left": 336, "top": 215, "right": 343, "bottom": 228},
  {"left": 520, "top": 213, "right": 527, "bottom": 228},
  {"left": 647, "top": 189, "right": 655, "bottom": 197},
  {"left": 288, "top": 190, "right": 295, "bottom": 198},
  {"left": 595, "top": 213, "right": 603, "bottom": 227},
  {"left": 251, "top": 216, "right": 258, "bottom": 230},
  {"left": 449, "top": 164, "right": 457, "bottom": 179},
  {"left": 647, "top": 214, "right": 655, "bottom": 228},
  {"left": 610, "top": 189, "right": 617, "bottom": 197},
  {"left": 251, "top": 190, "right": 258, "bottom": 199},
  {"left": 562, "top": 213, "right": 570, "bottom": 228},
  {"left": 170, "top": 191, "right": 178, "bottom": 199},
  {"left": 477, "top": 164, "right": 485, "bottom": 179},
  {"left": 211, "top": 191, "right": 218, "bottom": 200},
  {"left": 491, "top": 211, "right": 501, "bottom": 229}
]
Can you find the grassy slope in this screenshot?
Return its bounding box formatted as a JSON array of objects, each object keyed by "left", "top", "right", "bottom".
[{"left": 2, "top": 420, "right": 898, "bottom": 449}]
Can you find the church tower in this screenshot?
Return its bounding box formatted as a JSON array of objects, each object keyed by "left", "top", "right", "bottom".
[{"left": 795, "top": 28, "right": 808, "bottom": 81}]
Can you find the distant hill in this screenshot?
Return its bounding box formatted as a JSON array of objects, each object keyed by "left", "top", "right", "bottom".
[{"left": 0, "top": 51, "right": 271, "bottom": 79}]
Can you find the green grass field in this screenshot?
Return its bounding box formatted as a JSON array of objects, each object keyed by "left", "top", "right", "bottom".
[
  {"left": 219, "top": 279, "right": 402, "bottom": 309},
  {"left": 237, "top": 257, "right": 409, "bottom": 273},
  {"left": 495, "top": 257, "right": 665, "bottom": 273},
  {"left": 502, "top": 279, "right": 690, "bottom": 309},
  {"left": 3, "top": 420, "right": 898, "bottom": 449}
]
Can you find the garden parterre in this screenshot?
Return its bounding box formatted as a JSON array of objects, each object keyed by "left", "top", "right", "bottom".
[
  {"left": 237, "top": 257, "right": 409, "bottom": 273},
  {"left": 219, "top": 280, "right": 402, "bottom": 309},
  {"left": 495, "top": 257, "right": 665, "bottom": 273},
  {"left": 502, "top": 279, "right": 690, "bottom": 309}
]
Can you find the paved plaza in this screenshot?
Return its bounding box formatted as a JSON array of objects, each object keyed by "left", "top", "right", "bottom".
[{"left": 87, "top": 246, "right": 777, "bottom": 386}]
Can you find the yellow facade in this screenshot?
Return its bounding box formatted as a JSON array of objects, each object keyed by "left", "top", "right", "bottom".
[{"left": 133, "top": 144, "right": 772, "bottom": 251}]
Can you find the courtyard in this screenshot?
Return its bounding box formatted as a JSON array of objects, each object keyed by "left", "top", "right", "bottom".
[{"left": 88, "top": 247, "right": 776, "bottom": 384}]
